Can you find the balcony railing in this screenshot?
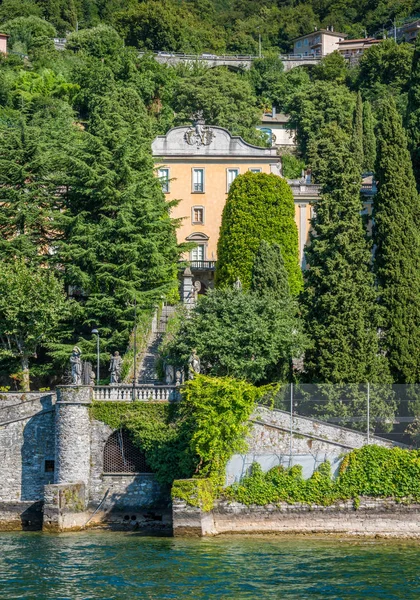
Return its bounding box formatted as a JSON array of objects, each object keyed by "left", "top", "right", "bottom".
[
  {"left": 94, "top": 385, "right": 181, "bottom": 402},
  {"left": 288, "top": 182, "right": 377, "bottom": 197},
  {"left": 189, "top": 260, "right": 216, "bottom": 270}
]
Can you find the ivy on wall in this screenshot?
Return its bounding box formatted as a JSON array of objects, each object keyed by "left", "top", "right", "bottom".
[
  {"left": 224, "top": 445, "right": 420, "bottom": 507},
  {"left": 90, "top": 374, "right": 276, "bottom": 487}
]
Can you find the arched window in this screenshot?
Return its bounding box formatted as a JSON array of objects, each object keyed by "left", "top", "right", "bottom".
[{"left": 103, "top": 430, "right": 153, "bottom": 474}]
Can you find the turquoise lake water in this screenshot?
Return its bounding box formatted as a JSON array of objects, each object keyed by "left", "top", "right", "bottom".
[{"left": 1, "top": 532, "right": 419, "bottom": 599}]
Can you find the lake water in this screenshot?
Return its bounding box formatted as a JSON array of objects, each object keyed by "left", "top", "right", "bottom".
[{"left": 0, "top": 532, "right": 419, "bottom": 599}]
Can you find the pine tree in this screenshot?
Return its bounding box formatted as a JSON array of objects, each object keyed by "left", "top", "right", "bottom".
[
  {"left": 374, "top": 96, "right": 420, "bottom": 383},
  {"left": 304, "top": 123, "right": 388, "bottom": 384},
  {"left": 406, "top": 34, "right": 420, "bottom": 189},
  {"left": 362, "top": 100, "right": 376, "bottom": 173},
  {"left": 0, "top": 100, "right": 75, "bottom": 261},
  {"left": 55, "top": 83, "right": 180, "bottom": 355},
  {"left": 250, "top": 240, "right": 290, "bottom": 300},
  {"left": 351, "top": 91, "right": 364, "bottom": 172},
  {"left": 215, "top": 172, "right": 302, "bottom": 295}
]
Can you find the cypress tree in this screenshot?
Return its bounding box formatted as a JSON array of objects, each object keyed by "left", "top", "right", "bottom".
[
  {"left": 406, "top": 35, "right": 420, "bottom": 188},
  {"left": 250, "top": 240, "right": 290, "bottom": 300},
  {"left": 303, "top": 123, "right": 388, "bottom": 384},
  {"left": 374, "top": 96, "right": 420, "bottom": 383},
  {"left": 215, "top": 172, "right": 302, "bottom": 295},
  {"left": 362, "top": 100, "right": 376, "bottom": 173},
  {"left": 351, "top": 91, "right": 364, "bottom": 171}
]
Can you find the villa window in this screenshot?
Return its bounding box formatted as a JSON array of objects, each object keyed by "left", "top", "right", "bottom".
[
  {"left": 227, "top": 168, "right": 239, "bottom": 192},
  {"left": 192, "top": 206, "right": 204, "bottom": 224},
  {"left": 191, "top": 244, "right": 205, "bottom": 262},
  {"left": 158, "top": 168, "right": 170, "bottom": 193},
  {"left": 192, "top": 168, "right": 205, "bottom": 193},
  {"left": 249, "top": 168, "right": 262, "bottom": 173}
]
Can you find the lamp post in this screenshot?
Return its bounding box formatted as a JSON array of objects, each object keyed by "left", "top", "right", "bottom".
[
  {"left": 91, "top": 329, "right": 100, "bottom": 384},
  {"left": 256, "top": 26, "right": 262, "bottom": 58}
]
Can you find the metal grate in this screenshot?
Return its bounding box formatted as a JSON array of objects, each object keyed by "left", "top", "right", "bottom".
[{"left": 103, "top": 430, "right": 153, "bottom": 474}]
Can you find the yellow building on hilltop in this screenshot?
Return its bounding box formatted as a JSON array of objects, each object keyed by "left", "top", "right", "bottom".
[
  {"left": 152, "top": 121, "right": 281, "bottom": 290},
  {"left": 152, "top": 121, "right": 375, "bottom": 292}
]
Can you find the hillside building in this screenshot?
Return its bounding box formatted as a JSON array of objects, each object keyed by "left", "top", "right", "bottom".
[
  {"left": 337, "top": 37, "right": 382, "bottom": 59},
  {"left": 293, "top": 28, "right": 347, "bottom": 56},
  {"left": 152, "top": 122, "right": 376, "bottom": 292},
  {"left": 257, "top": 108, "right": 296, "bottom": 149},
  {"left": 152, "top": 121, "right": 281, "bottom": 290},
  {"left": 0, "top": 33, "right": 9, "bottom": 54}
]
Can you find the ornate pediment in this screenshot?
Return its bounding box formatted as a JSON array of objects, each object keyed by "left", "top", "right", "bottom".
[{"left": 184, "top": 115, "right": 215, "bottom": 148}]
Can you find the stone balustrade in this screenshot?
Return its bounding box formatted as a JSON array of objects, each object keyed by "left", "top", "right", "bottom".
[{"left": 93, "top": 385, "right": 181, "bottom": 402}]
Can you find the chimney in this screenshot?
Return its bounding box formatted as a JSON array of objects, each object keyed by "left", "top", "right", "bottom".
[
  {"left": 331, "top": 25, "right": 334, "bottom": 32},
  {"left": 272, "top": 106, "right": 276, "bottom": 118}
]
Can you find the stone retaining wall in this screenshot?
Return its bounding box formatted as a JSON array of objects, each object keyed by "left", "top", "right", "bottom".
[{"left": 173, "top": 497, "right": 420, "bottom": 538}]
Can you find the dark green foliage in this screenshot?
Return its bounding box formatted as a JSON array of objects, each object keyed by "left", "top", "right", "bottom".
[
  {"left": 304, "top": 123, "right": 389, "bottom": 385},
  {"left": 3, "top": 15, "right": 56, "bottom": 55},
  {"left": 357, "top": 40, "right": 414, "bottom": 102},
  {"left": 312, "top": 51, "right": 348, "bottom": 83},
  {"left": 351, "top": 92, "right": 364, "bottom": 172},
  {"left": 55, "top": 85, "right": 180, "bottom": 355},
  {"left": 216, "top": 172, "right": 302, "bottom": 294},
  {"left": 247, "top": 55, "right": 284, "bottom": 100},
  {"left": 225, "top": 445, "right": 420, "bottom": 506},
  {"left": 374, "top": 96, "right": 420, "bottom": 383},
  {"left": 66, "top": 24, "right": 123, "bottom": 60},
  {"left": 250, "top": 240, "right": 290, "bottom": 300},
  {"left": 112, "top": 0, "right": 226, "bottom": 54},
  {"left": 0, "top": 259, "right": 68, "bottom": 390},
  {"left": 161, "top": 287, "right": 305, "bottom": 384},
  {"left": 172, "top": 68, "right": 264, "bottom": 146},
  {"left": 362, "top": 100, "right": 376, "bottom": 173},
  {"left": 288, "top": 81, "right": 355, "bottom": 161},
  {"left": 407, "top": 35, "right": 420, "bottom": 189},
  {"left": 282, "top": 153, "right": 305, "bottom": 179},
  {"left": 0, "top": 101, "right": 76, "bottom": 261}
]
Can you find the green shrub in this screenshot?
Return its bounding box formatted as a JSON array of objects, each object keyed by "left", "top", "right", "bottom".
[
  {"left": 215, "top": 172, "right": 302, "bottom": 295},
  {"left": 225, "top": 445, "right": 420, "bottom": 506}
]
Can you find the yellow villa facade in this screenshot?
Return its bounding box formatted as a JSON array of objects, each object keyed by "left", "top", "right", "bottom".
[{"left": 152, "top": 122, "right": 375, "bottom": 291}]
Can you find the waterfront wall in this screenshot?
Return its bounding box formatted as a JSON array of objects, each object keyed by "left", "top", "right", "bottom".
[
  {"left": 173, "top": 498, "right": 420, "bottom": 538},
  {"left": 0, "top": 393, "right": 55, "bottom": 504},
  {"left": 226, "top": 405, "right": 397, "bottom": 484},
  {"left": 0, "top": 388, "right": 169, "bottom": 531}
]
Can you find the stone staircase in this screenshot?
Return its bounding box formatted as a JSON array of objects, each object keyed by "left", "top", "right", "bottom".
[{"left": 137, "top": 305, "right": 176, "bottom": 384}]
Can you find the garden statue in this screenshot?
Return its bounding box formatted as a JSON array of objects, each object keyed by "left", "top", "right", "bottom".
[
  {"left": 70, "top": 346, "right": 82, "bottom": 385},
  {"left": 233, "top": 278, "right": 242, "bottom": 290},
  {"left": 165, "top": 364, "right": 175, "bottom": 385},
  {"left": 109, "top": 351, "right": 122, "bottom": 384},
  {"left": 188, "top": 349, "right": 201, "bottom": 380}
]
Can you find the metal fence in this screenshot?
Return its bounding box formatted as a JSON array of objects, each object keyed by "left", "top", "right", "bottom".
[{"left": 260, "top": 384, "right": 420, "bottom": 446}]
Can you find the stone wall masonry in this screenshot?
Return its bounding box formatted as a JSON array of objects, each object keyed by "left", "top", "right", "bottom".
[
  {"left": 173, "top": 497, "right": 420, "bottom": 538},
  {"left": 211, "top": 498, "right": 420, "bottom": 538},
  {"left": 54, "top": 386, "right": 92, "bottom": 489},
  {"left": 225, "top": 405, "right": 401, "bottom": 485},
  {"left": 89, "top": 419, "right": 169, "bottom": 511},
  {"left": 43, "top": 482, "right": 87, "bottom": 532},
  {"left": 252, "top": 406, "right": 397, "bottom": 451},
  {"left": 0, "top": 501, "right": 43, "bottom": 531},
  {"left": 0, "top": 393, "right": 55, "bottom": 502}
]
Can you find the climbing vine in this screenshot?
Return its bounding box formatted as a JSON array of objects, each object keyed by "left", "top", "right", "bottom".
[
  {"left": 90, "top": 374, "right": 276, "bottom": 488},
  {"left": 224, "top": 445, "right": 420, "bottom": 507}
]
